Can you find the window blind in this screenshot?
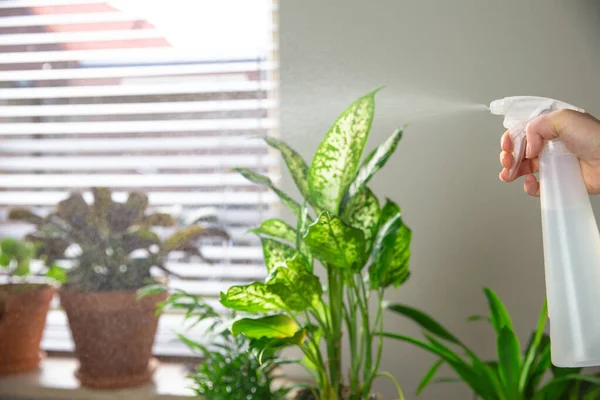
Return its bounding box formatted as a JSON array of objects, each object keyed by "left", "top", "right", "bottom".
[{"left": 0, "top": 0, "right": 278, "bottom": 357}]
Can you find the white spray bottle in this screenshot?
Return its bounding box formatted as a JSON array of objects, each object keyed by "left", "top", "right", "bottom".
[{"left": 491, "top": 96, "right": 600, "bottom": 367}]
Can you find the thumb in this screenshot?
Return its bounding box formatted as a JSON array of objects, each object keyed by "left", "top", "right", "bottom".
[{"left": 524, "top": 110, "right": 567, "bottom": 160}]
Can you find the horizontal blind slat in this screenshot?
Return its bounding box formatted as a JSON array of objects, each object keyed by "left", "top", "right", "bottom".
[
  {"left": 0, "top": 99, "right": 275, "bottom": 117},
  {"left": 0, "top": 191, "right": 279, "bottom": 206},
  {"left": 0, "top": 119, "right": 274, "bottom": 135},
  {"left": 0, "top": 12, "right": 146, "bottom": 27},
  {"left": 0, "top": 81, "right": 275, "bottom": 99},
  {"left": 0, "top": 29, "right": 163, "bottom": 46},
  {"left": 0, "top": 62, "right": 274, "bottom": 81},
  {"left": 0, "top": 136, "right": 266, "bottom": 153},
  {"left": 0, "top": 0, "right": 108, "bottom": 8},
  {"left": 0, "top": 154, "right": 278, "bottom": 170},
  {"left": 0, "top": 173, "right": 277, "bottom": 188}
]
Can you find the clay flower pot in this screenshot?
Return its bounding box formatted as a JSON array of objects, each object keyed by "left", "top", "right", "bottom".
[
  {"left": 59, "top": 288, "right": 168, "bottom": 389},
  {"left": 0, "top": 284, "right": 55, "bottom": 375}
]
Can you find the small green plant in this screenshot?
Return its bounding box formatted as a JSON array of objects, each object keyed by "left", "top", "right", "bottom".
[
  {"left": 219, "top": 89, "right": 412, "bottom": 400},
  {"left": 0, "top": 237, "right": 65, "bottom": 284},
  {"left": 9, "top": 188, "right": 228, "bottom": 292},
  {"left": 384, "top": 288, "right": 600, "bottom": 400},
  {"left": 139, "top": 286, "right": 290, "bottom": 400}
]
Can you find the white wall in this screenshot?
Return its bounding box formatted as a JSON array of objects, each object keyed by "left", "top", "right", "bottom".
[{"left": 279, "top": 1, "right": 600, "bottom": 398}]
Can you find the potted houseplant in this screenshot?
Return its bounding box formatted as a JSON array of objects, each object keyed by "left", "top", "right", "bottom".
[
  {"left": 0, "top": 237, "right": 62, "bottom": 374},
  {"left": 220, "top": 89, "right": 412, "bottom": 399},
  {"left": 384, "top": 288, "right": 600, "bottom": 399},
  {"left": 9, "top": 188, "right": 228, "bottom": 389},
  {"left": 139, "top": 286, "right": 292, "bottom": 399}
]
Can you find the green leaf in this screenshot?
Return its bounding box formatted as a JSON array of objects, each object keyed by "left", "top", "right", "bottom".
[
  {"left": 233, "top": 168, "right": 302, "bottom": 217},
  {"left": 484, "top": 288, "right": 514, "bottom": 334},
  {"left": 46, "top": 264, "right": 68, "bottom": 284},
  {"left": 380, "top": 199, "right": 400, "bottom": 225},
  {"left": 0, "top": 253, "right": 11, "bottom": 267},
  {"left": 220, "top": 282, "right": 287, "bottom": 313},
  {"left": 583, "top": 386, "right": 600, "bottom": 400},
  {"left": 497, "top": 326, "right": 522, "bottom": 398},
  {"left": 341, "top": 186, "right": 380, "bottom": 254},
  {"left": 383, "top": 332, "right": 493, "bottom": 399},
  {"left": 467, "top": 315, "right": 490, "bottom": 323},
  {"left": 261, "top": 238, "right": 299, "bottom": 273},
  {"left": 0, "top": 238, "right": 18, "bottom": 255},
  {"left": 384, "top": 302, "right": 460, "bottom": 344},
  {"left": 13, "top": 260, "right": 30, "bottom": 276},
  {"left": 264, "top": 136, "right": 311, "bottom": 202},
  {"left": 308, "top": 90, "right": 378, "bottom": 214},
  {"left": 533, "top": 375, "right": 600, "bottom": 400},
  {"left": 417, "top": 360, "right": 444, "bottom": 395},
  {"left": 369, "top": 213, "right": 402, "bottom": 289},
  {"left": 251, "top": 219, "right": 297, "bottom": 243},
  {"left": 346, "top": 127, "right": 403, "bottom": 202},
  {"left": 232, "top": 314, "right": 298, "bottom": 339},
  {"left": 303, "top": 212, "right": 365, "bottom": 269},
  {"left": 296, "top": 202, "right": 313, "bottom": 271},
  {"left": 266, "top": 265, "right": 322, "bottom": 311},
  {"left": 136, "top": 283, "right": 168, "bottom": 300},
  {"left": 250, "top": 328, "right": 307, "bottom": 365},
  {"left": 519, "top": 300, "right": 548, "bottom": 392}
]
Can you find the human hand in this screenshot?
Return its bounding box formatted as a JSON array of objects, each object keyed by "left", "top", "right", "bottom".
[{"left": 499, "top": 109, "right": 600, "bottom": 196}]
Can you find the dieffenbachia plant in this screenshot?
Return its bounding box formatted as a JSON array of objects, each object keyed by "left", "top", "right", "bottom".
[
  {"left": 220, "top": 89, "right": 412, "bottom": 400},
  {"left": 384, "top": 288, "right": 600, "bottom": 400}
]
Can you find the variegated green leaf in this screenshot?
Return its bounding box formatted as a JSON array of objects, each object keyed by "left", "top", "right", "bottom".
[
  {"left": 346, "top": 127, "right": 403, "bottom": 201},
  {"left": 231, "top": 314, "right": 298, "bottom": 339},
  {"left": 261, "top": 238, "right": 299, "bottom": 273},
  {"left": 296, "top": 202, "right": 313, "bottom": 271},
  {"left": 219, "top": 282, "right": 287, "bottom": 313},
  {"left": 379, "top": 199, "right": 400, "bottom": 225},
  {"left": 308, "top": 90, "right": 378, "bottom": 214},
  {"left": 266, "top": 265, "right": 322, "bottom": 310},
  {"left": 233, "top": 168, "right": 302, "bottom": 217},
  {"left": 303, "top": 212, "right": 365, "bottom": 269},
  {"left": 264, "top": 136, "right": 311, "bottom": 202},
  {"left": 369, "top": 212, "right": 402, "bottom": 289},
  {"left": 250, "top": 218, "right": 296, "bottom": 243},
  {"left": 383, "top": 220, "right": 412, "bottom": 288},
  {"left": 341, "top": 186, "right": 380, "bottom": 254}
]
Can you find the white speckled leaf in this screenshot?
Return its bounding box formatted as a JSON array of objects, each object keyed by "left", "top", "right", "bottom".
[
  {"left": 261, "top": 238, "right": 299, "bottom": 273},
  {"left": 250, "top": 219, "right": 297, "bottom": 243},
  {"left": 308, "top": 90, "right": 378, "bottom": 214},
  {"left": 266, "top": 265, "right": 322, "bottom": 311},
  {"left": 347, "top": 127, "right": 403, "bottom": 201},
  {"left": 303, "top": 212, "right": 366, "bottom": 269},
  {"left": 264, "top": 136, "right": 311, "bottom": 202},
  {"left": 341, "top": 186, "right": 380, "bottom": 254},
  {"left": 220, "top": 282, "right": 287, "bottom": 313}
]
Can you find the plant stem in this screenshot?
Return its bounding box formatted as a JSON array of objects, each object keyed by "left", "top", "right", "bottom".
[
  {"left": 375, "top": 371, "right": 406, "bottom": 400},
  {"left": 327, "top": 264, "right": 344, "bottom": 400},
  {"left": 345, "top": 280, "right": 359, "bottom": 397}
]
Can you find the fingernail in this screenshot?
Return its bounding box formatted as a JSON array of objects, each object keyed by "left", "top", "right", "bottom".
[{"left": 499, "top": 171, "right": 505, "bottom": 181}]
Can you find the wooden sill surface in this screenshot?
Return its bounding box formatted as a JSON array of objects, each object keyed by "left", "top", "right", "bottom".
[{"left": 0, "top": 357, "right": 193, "bottom": 400}]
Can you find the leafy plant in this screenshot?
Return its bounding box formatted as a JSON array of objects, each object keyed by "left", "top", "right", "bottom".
[
  {"left": 220, "top": 89, "right": 412, "bottom": 399},
  {"left": 9, "top": 188, "right": 229, "bottom": 292},
  {"left": 384, "top": 288, "right": 600, "bottom": 399},
  {"left": 138, "top": 286, "right": 291, "bottom": 400},
  {"left": 0, "top": 237, "right": 65, "bottom": 284}
]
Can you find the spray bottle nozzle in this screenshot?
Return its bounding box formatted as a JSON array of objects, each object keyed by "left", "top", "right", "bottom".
[{"left": 490, "top": 96, "right": 584, "bottom": 180}]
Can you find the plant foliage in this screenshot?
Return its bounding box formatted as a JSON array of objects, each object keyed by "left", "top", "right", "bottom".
[
  {"left": 384, "top": 288, "right": 600, "bottom": 399},
  {"left": 9, "top": 188, "right": 229, "bottom": 292},
  {"left": 220, "top": 90, "right": 412, "bottom": 400}
]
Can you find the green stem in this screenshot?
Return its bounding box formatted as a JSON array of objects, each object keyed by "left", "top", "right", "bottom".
[
  {"left": 345, "top": 281, "right": 359, "bottom": 397},
  {"left": 327, "top": 265, "right": 344, "bottom": 399},
  {"left": 375, "top": 371, "right": 405, "bottom": 400},
  {"left": 357, "top": 279, "right": 372, "bottom": 385}
]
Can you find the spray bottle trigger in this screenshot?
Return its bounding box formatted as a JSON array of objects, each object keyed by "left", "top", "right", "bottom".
[{"left": 507, "top": 121, "right": 528, "bottom": 181}]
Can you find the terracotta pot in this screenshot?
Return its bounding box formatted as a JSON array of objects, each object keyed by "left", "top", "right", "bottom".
[
  {"left": 0, "top": 284, "right": 55, "bottom": 375},
  {"left": 59, "top": 288, "right": 167, "bottom": 389}
]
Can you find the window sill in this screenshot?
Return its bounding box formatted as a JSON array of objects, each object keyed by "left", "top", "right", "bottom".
[{"left": 0, "top": 357, "right": 193, "bottom": 400}]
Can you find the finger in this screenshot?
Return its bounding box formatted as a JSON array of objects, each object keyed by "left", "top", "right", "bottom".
[
  {"left": 500, "top": 151, "right": 514, "bottom": 169},
  {"left": 501, "top": 130, "right": 513, "bottom": 152},
  {"left": 525, "top": 111, "right": 564, "bottom": 159},
  {"left": 524, "top": 174, "right": 540, "bottom": 197},
  {"left": 499, "top": 157, "right": 540, "bottom": 182}
]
